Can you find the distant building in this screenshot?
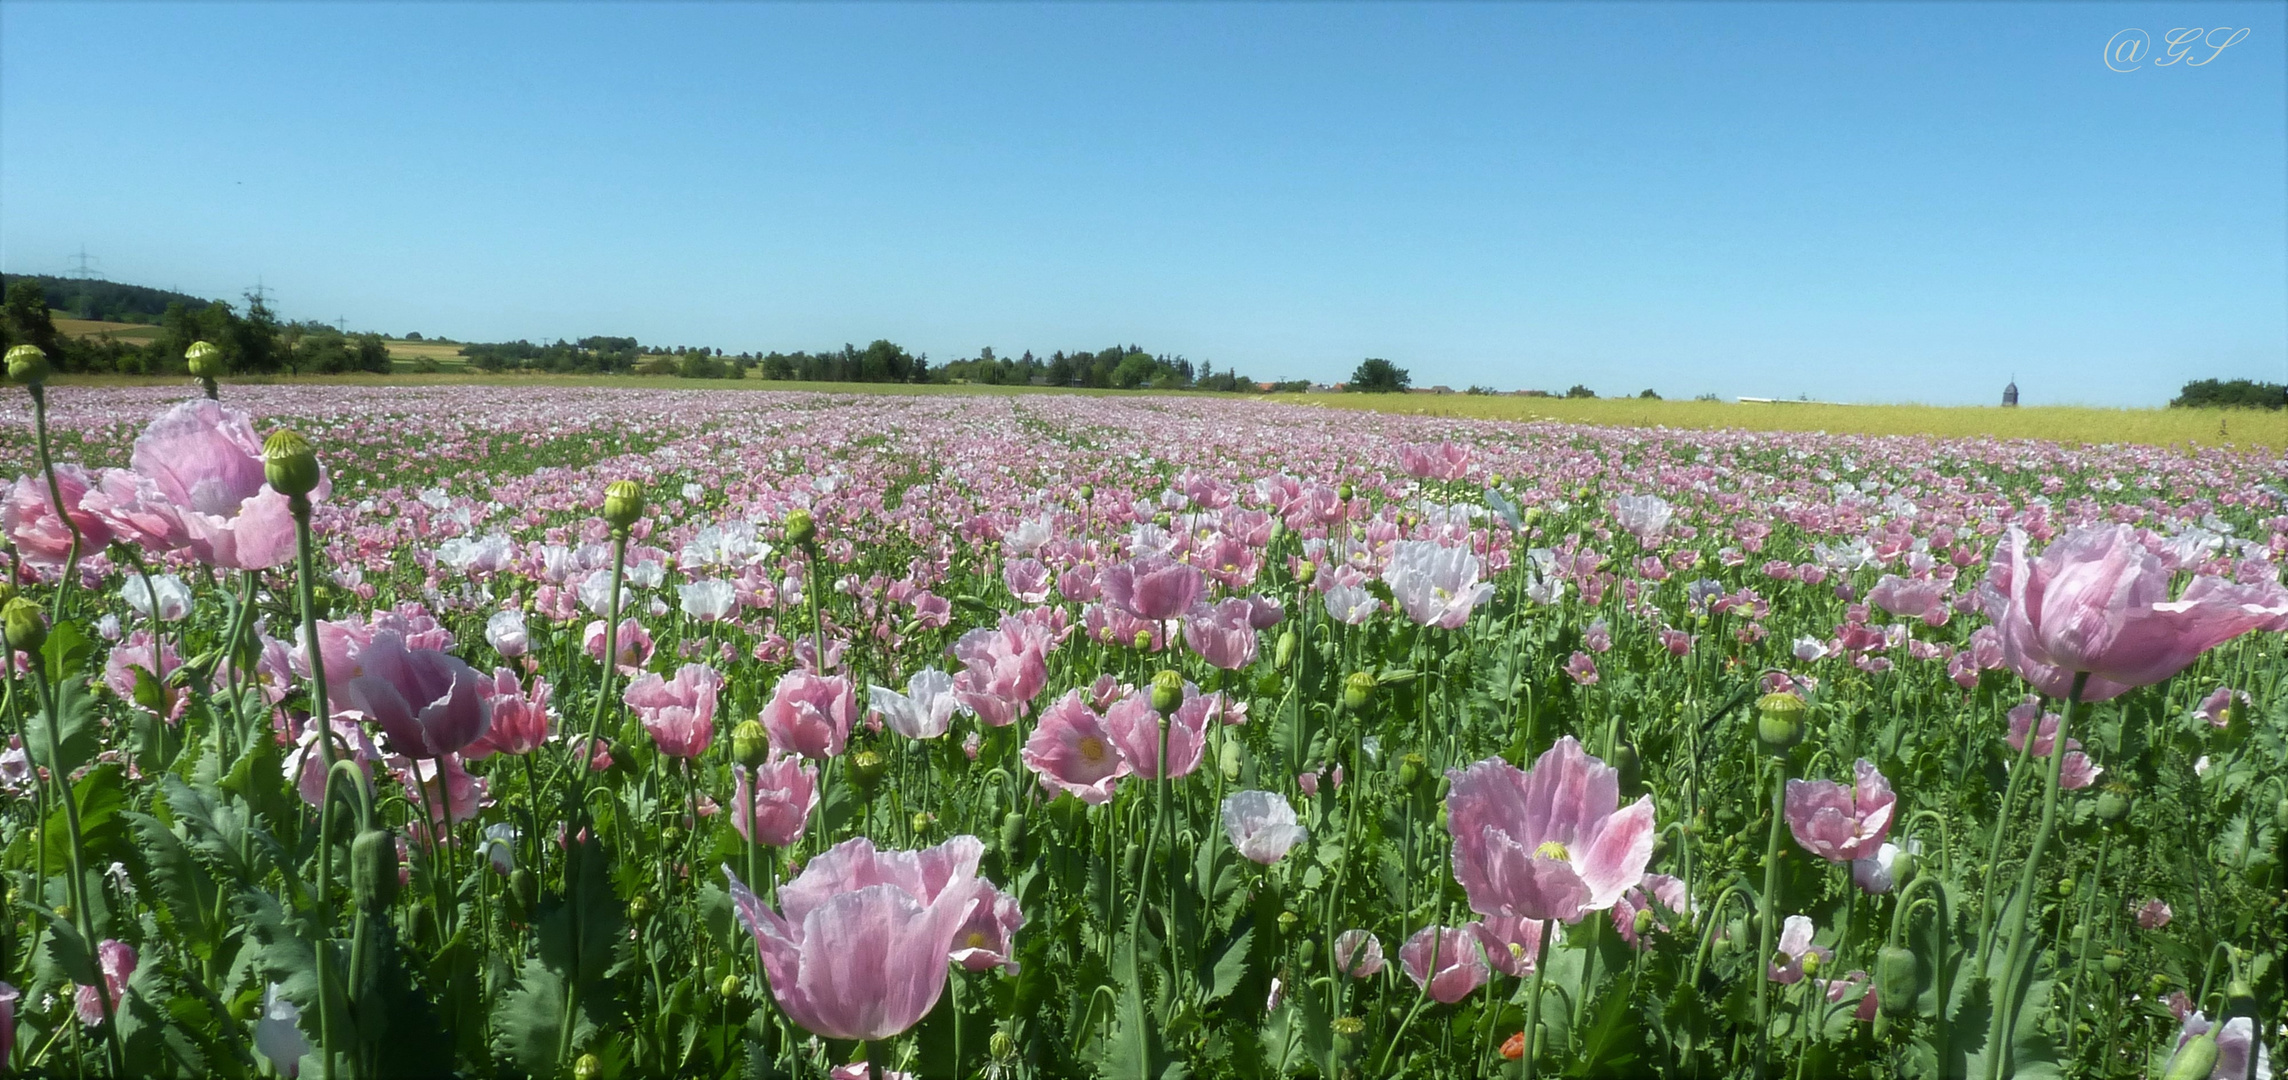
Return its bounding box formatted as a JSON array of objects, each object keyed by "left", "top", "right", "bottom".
[{"left": 2003, "top": 380, "right": 2019, "bottom": 407}]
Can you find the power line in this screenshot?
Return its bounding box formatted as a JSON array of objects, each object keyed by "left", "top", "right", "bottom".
[{"left": 67, "top": 245, "right": 105, "bottom": 280}]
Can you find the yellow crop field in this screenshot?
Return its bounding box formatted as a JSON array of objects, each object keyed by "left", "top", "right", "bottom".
[{"left": 53, "top": 317, "right": 164, "bottom": 342}]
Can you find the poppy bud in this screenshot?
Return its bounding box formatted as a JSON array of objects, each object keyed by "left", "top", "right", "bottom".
[
  {"left": 1755, "top": 692, "right": 1806, "bottom": 753},
  {"left": 2163, "top": 1032, "right": 2219, "bottom": 1080},
  {"left": 1633, "top": 908, "right": 1657, "bottom": 937},
  {"left": 849, "top": 749, "right": 886, "bottom": 789},
  {"left": 1295, "top": 560, "right": 1317, "bottom": 587},
  {"left": 1219, "top": 739, "right": 1242, "bottom": 780},
  {"left": 989, "top": 1031, "right": 1017, "bottom": 1059},
  {"left": 603, "top": 480, "right": 644, "bottom": 531},
  {"left": 351, "top": 828, "right": 400, "bottom": 911},
  {"left": 731, "top": 720, "right": 769, "bottom": 769},
  {"left": 185, "top": 340, "right": 225, "bottom": 377},
  {"left": 2101, "top": 951, "right": 2125, "bottom": 974},
  {"left": 783, "top": 507, "right": 815, "bottom": 546},
  {"left": 1077, "top": 485, "right": 1094, "bottom": 503},
  {"left": 1275, "top": 630, "right": 1298, "bottom": 669},
  {"left": 1343, "top": 671, "right": 1376, "bottom": 711},
  {"left": 1150, "top": 670, "right": 1184, "bottom": 714},
  {"left": 720, "top": 974, "right": 744, "bottom": 999},
  {"left": 629, "top": 895, "right": 652, "bottom": 921},
  {"left": 575, "top": 1053, "right": 604, "bottom": 1080},
  {"left": 1397, "top": 752, "right": 1426, "bottom": 788},
  {"left": 1876, "top": 945, "right": 1918, "bottom": 1017},
  {"left": 510, "top": 867, "right": 537, "bottom": 913},
  {"left": 6, "top": 343, "right": 48, "bottom": 385},
  {"left": 1297, "top": 937, "right": 1316, "bottom": 969},
  {"left": 1131, "top": 628, "right": 1153, "bottom": 650},
  {"left": 1337, "top": 483, "right": 1354, "bottom": 502},
  {"left": 910, "top": 811, "right": 934, "bottom": 834},
  {"left": 1123, "top": 841, "right": 1146, "bottom": 879},
  {"left": 2094, "top": 784, "right": 2131, "bottom": 823},
  {"left": 1611, "top": 742, "right": 1641, "bottom": 794},
  {"left": 2226, "top": 976, "right": 2256, "bottom": 1015},
  {"left": 999, "top": 810, "right": 1027, "bottom": 859},
  {"left": 3, "top": 597, "right": 47, "bottom": 655},
  {"left": 1524, "top": 507, "right": 1544, "bottom": 527},
  {"left": 262, "top": 430, "right": 322, "bottom": 499}
]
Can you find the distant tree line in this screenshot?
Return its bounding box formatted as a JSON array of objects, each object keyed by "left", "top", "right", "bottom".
[
  {"left": 12, "top": 274, "right": 212, "bottom": 325},
  {"left": 2171, "top": 378, "right": 2285, "bottom": 410},
  {"left": 934, "top": 345, "right": 1302, "bottom": 392},
  {"left": 1, "top": 276, "right": 389, "bottom": 376}
]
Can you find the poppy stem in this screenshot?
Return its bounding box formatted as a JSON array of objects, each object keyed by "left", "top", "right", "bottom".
[
  {"left": 1982, "top": 671, "right": 2087, "bottom": 1080},
  {"left": 1521, "top": 921, "right": 1553, "bottom": 1080},
  {"left": 1754, "top": 753, "right": 1787, "bottom": 1075}
]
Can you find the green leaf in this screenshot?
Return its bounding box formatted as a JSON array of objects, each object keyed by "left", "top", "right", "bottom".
[
  {"left": 39, "top": 906, "right": 99, "bottom": 984},
  {"left": 493, "top": 958, "right": 578, "bottom": 1077},
  {"left": 41, "top": 618, "right": 93, "bottom": 681},
  {"left": 1203, "top": 927, "right": 1252, "bottom": 1004},
  {"left": 42, "top": 764, "right": 130, "bottom": 876},
  {"left": 122, "top": 811, "right": 218, "bottom": 951},
  {"left": 25, "top": 673, "right": 99, "bottom": 776}
]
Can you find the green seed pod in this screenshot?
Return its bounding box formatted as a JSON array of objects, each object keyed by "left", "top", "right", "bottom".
[
  {"left": 1337, "top": 482, "right": 1354, "bottom": 502},
  {"left": 720, "top": 974, "right": 745, "bottom": 999},
  {"left": 2056, "top": 877, "right": 2076, "bottom": 898},
  {"left": 1219, "top": 738, "right": 1242, "bottom": 781},
  {"left": 998, "top": 810, "right": 1028, "bottom": 858},
  {"left": 850, "top": 749, "right": 886, "bottom": 789},
  {"left": 1150, "top": 669, "right": 1185, "bottom": 714},
  {"left": 3, "top": 597, "right": 48, "bottom": 655},
  {"left": 1333, "top": 1015, "right": 1365, "bottom": 1037},
  {"left": 6, "top": 343, "right": 49, "bottom": 385},
  {"left": 184, "top": 340, "right": 225, "bottom": 377},
  {"left": 1434, "top": 803, "right": 1449, "bottom": 831},
  {"left": 910, "top": 811, "right": 934, "bottom": 834},
  {"left": 989, "top": 1030, "right": 1017, "bottom": 1060},
  {"left": 262, "top": 430, "right": 322, "bottom": 499},
  {"left": 574, "top": 1053, "right": 604, "bottom": 1080},
  {"left": 629, "top": 894, "right": 652, "bottom": 921},
  {"left": 2101, "top": 951, "right": 2125, "bottom": 974},
  {"left": 1397, "top": 752, "right": 1426, "bottom": 788},
  {"left": 2093, "top": 784, "right": 2131, "bottom": 822},
  {"left": 1343, "top": 671, "right": 1376, "bottom": 711},
  {"left": 730, "top": 719, "right": 769, "bottom": 769},
  {"left": 1755, "top": 692, "right": 1807, "bottom": 753},
  {"left": 350, "top": 828, "right": 400, "bottom": 911},
  {"left": 1799, "top": 950, "right": 1822, "bottom": 977},
  {"left": 603, "top": 480, "right": 645, "bottom": 531},
  {"left": 2163, "top": 1032, "right": 2219, "bottom": 1080},
  {"left": 1523, "top": 507, "right": 1544, "bottom": 527},
  {"left": 1131, "top": 628, "right": 1153, "bottom": 650},
  {"left": 2147, "top": 973, "right": 2170, "bottom": 999},
  {"left": 1294, "top": 560, "right": 1318, "bottom": 587},
  {"left": 1277, "top": 910, "right": 1300, "bottom": 933},
  {"left": 1274, "top": 630, "right": 1299, "bottom": 669},
  {"left": 2226, "top": 977, "right": 2256, "bottom": 1015},
  {"left": 1633, "top": 908, "right": 1657, "bottom": 937},
  {"left": 1875, "top": 945, "right": 1919, "bottom": 1017},
  {"left": 783, "top": 506, "right": 816, "bottom": 546}
]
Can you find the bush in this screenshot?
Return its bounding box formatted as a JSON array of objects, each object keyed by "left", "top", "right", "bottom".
[
  {"left": 1347, "top": 358, "right": 1411, "bottom": 393},
  {"left": 1565, "top": 384, "right": 1595, "bottom": 399},
  {"left": 2171, "top": 378, "right": 2285, "bottom": 410}
]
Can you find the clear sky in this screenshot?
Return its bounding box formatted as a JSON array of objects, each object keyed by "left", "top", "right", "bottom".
[{"left": 3, "top": 2, "right": 2282, "bottom": 405}]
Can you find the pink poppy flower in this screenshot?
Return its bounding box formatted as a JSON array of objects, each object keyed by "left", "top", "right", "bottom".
[
  {"left": 1020, "top": 690, "right": 1131, "bottom": 804},
  {"left": 951, "top": 616, "right": 1050, "bottom": 727},
  {"left": 1445, "top": 737, "right": 1658, "bottom": 923},
  {"left": 102, "top": 631, "right": 183, "bottom": 723},
  {"left": 2194, "top": 686, "right": 2248, "bottom": 728},
  {"left": 4, "top": 464, "right": 113, "bottom": 569},
  {"left": 1399, "top": 925, "right": 1491, "bottom": 1003},
  {"left": 1472, "top": 916, "right": 1550, "bottom": 976},
  {"left": 731, "top": 752, "right": 819, "bottom": 848},
  {"left": 1610, "top": 873, "right": 1691, "bottom": 948},
  {"left": 1768, "top": 915, "right": 1831, "bottom": 984},
  {"left": 1564, "top": 651, "right": 1600, "bottom": 685},
  {"left": 2167, "top": 1012, "right": 2268, "bottom": 1080},
  {"left": 723, "top": 835, "right": 991, "bottom": 1041},
  {"left": 396, "top": 753, "right": 489, "bottom": 846},
  {"left": 1820, "top": 970, "right": 1879, "bottom": 1023},
  {"left": 2136, "top": 898, "right": 2172, "bottom": 929},
  {"left": 1183, "top": 598, "right": 1261, "bottom": 670},
  {"left": 1398, "top": 441, "right": 1472, "bottom": 481},
  {"left": 1100, "top": 554, "right": 1206, "bottom": 621},
  {"left": 949, "top": 879, "right": 1026, "bottom": 974},
  {"left": 1981, "top": 525, "right": 2288, "bottom": 702},
  {"left": 1784, "top": 759, "right": 1896, "bottom": 863},
  {"left": 283, "top": 714, "right": 382, "bottom": 808},
  {"left": 2004, "top": 700, "right": 2100, "bottom": 790},
  {"left": 869, "top": 668, "right": 961, "bottom": 740},
  {"left": 1103, "top": 686, "right": 1207, "bottom": 780},
  {"left": 75, "top": 939, "right": 136, "bottom": 1025},
  {"left": 1334, "top": 930, "right": 1384, "bottom": 978},
  {"left": 582, "top": 618, "right": 654, "bottom": 676},
  {"left": 109, "top": 399, "right": 316, "bottom": 569},
  {"left": 463, "top": 669, "right": 552, "bottom": 759},
  {"left": 1583, "top": 619, "right": 1613, "bottom": 653},
  {"left": 760, "top": 670, "right": 856, "bottom": 760},
  {"left": 344, "top": 631, "right": 493, "bottom": 759},
  {"left": 1002, "top": 557, "right": 1052, "bottom": 604},
  {"left": 1868, "top": 574, "right": 1951, "bottom": 627},
  {"left": 626, "top": 663, "right": 723, "bottom": 759}
]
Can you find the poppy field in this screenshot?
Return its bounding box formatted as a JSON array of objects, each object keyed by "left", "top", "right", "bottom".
[{"left": 1, "top": 369, "right": 2284, "bottom": 1079}]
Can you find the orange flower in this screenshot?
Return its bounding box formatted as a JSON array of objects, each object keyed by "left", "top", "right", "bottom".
[{"left": 1500, "top": 1031, "right": 1526, "bottom": 1061}]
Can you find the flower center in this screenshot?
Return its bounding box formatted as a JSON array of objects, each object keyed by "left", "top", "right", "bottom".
[
  {"left": 965, "top": 931, "right": 989, "bottom": 950},
  {"left": 1077, "top": 736, "right": 1108, "bottom": 763},
  {"left": 1535, "top": 840, "right": 1571, "bottom": 862}
]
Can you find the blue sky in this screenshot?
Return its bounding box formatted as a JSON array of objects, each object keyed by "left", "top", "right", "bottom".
[{"left": 2, "top": 2, "right": 2281, "bottom": 405}]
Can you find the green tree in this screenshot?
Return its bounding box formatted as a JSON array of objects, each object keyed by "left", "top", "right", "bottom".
[
  {"left": 2170, "top": 378, "right": 2285, "bottom": 410},
  {"left": 1347, "top": 357, "right": 1410, "bottom": 392},
  {"left": 1, "top": 278, "right": 63, "bottom": 359},
  {"left": 1566, "top": 384, "right": 1596, "bottom": 399}
]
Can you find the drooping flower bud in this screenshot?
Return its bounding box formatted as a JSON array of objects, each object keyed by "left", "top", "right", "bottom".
[
  {"left": 730, "top": 719, "right": 769, "bottom": 769},
  {"left": 184, "top": 340, "right": 225, "bottom": 377},
  {"left": 783, "top": 507, "right": 816, "bottom": 547},
  {"left": 1149, "top": 669, "right": 1185, "bottom": 714},
  {"left": 1755, "top": 691, "right": 1807, "bottom": 753},
  {"left": 3, "top": 597, "right": 48, "bottom": 654},
  {"left": 1342, "top": 671, "right": 1376, "bottom": 711},
  {"left": 1875, "top": 945, "right": 1918, "bottom": 1017},
  {"left": 6, "top": 344, "right": 49, "bottom": 385},
  {"left": 262, "top": 429, "right": 322, "bottom": 498},
  {"left": 351, "top": 828, "right": 400, "bottom": 911},
  {"left": 2162, "top": 1031, "right": 2219, "bottom": 1080},
  {"left": 999, "top": 810, "right": 1028, "bottom": 859},
  {"left": 602, "top": 480, "right": 644, "bottom": 531}
]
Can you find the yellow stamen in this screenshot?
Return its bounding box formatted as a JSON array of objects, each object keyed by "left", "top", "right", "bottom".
[{"left": 1535, "top": 840, "right": 1571, "bottom": 862}]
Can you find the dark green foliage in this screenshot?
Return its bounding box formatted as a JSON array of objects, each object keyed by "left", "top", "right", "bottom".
[
  {"left": 1346, "top": 357, "right": 1410, "bottom": 392},
  {"left": 2170, "top": 378, "right": 2285, "bottom": 410}
]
